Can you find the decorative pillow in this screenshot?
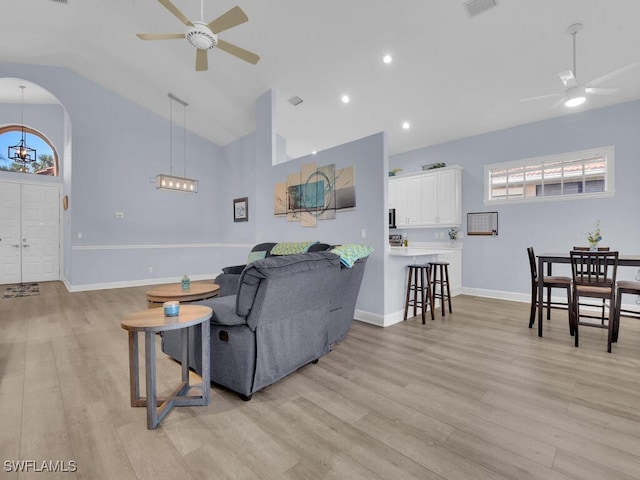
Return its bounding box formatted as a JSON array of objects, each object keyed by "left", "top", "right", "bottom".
[
  {"left": 330, "top": 244, "right": 374, "bottom": 268},
  {"left": 247, "top": 250, "right": 267, "bottom": 264},
  {"left": 270, "top": 241, "right": 319, "bottom": 256}
]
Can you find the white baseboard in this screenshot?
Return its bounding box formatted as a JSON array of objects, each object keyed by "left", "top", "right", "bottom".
[
  {"left": 63, "top": 274, "right": 217, "bottom": 293},
  {"left": 355, "top": 309, "right": 405, "bottom": 328}
]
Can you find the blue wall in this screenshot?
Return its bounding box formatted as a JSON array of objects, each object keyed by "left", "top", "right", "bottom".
[
  {"left": 1, "top": 62, "right": 226, "bottom": 287},
  {"left": 390, "top": 100, "right": 640, "bottom": 299}
]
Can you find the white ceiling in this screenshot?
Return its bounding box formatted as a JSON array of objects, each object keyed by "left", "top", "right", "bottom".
[{"left": 2, "top": 0, "right": 640, "bottom": 158}]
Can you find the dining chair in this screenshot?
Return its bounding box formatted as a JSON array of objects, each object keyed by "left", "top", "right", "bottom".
[
  {"left": 570, "top": 250, "right": 618, "bottom": 352},
  {"left": 527, "top": 247, "right": 572, "bottom": 333},
  {"left": 573, "top": 246, "right": 610, "bottom": 323},
  {"left": 613, "top": 281, "right": 640, "bottom": 342}
]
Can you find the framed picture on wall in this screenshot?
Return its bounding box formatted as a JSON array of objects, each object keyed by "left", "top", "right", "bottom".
[{"left": 233, "top": 197, "right": 248, "bottom": 222}]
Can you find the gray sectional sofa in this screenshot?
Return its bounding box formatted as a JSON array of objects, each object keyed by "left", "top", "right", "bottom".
[{"left": 161, "top": 249, "right": 369, "bottom": 400}]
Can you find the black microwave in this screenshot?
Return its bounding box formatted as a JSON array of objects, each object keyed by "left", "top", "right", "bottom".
[{"left": 389, "top": 208, "right": 396, "bottom": 228}]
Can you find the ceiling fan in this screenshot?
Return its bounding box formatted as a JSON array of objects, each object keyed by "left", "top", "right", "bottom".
[
  {"left": 520, "top": 23, "right": 637, "bottom": 108},
  {"left": 136, "top": 0, "right": 259, "bottom": 71}
]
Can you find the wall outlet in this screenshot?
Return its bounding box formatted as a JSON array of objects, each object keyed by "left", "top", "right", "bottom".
[
  {"left": 77, "top": 232, "right": 82, "bottom": 239},
  {"left": 434, "top": 232, "right": 438, "bottom": 239},
  {"left": 148, "top": 266, "right": 153, "bottom": 273},
  {"left": 115, "top": 212, "right": 124, "bottom": 219},
  {"left": 361, "top": 229, "right": 366, "bottom": 239}
]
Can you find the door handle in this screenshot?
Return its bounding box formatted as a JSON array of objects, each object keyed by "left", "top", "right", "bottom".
[
  {"left": 12, "top": 244, "right": 20, "bottom": 248},
  {"left": 22, "top": 244, "right": 30, "bottom": 248}
]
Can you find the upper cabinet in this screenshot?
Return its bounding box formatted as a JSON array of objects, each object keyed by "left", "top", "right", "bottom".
[{"left": 389, "top": 165, "right": 462, "bottom": 228}]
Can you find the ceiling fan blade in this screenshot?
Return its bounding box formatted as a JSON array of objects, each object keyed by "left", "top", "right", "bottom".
[
  {"left": 558, "top": 70, "right": 577, "bottom": 88},
  {"left": 586, "top": 62, "right": 638, "bottom": 87},
  {"left": 196, "top": 48, "right": 208, "bottom": 71},
  {"left": 216, "top": 39, "right": 260, "bottom": 64},
  {"left": 158, "top": 0, "right": 193, "bottom": 26},
  {"left": 519, "top": 93, "right": 561, "bottom": 103},
  {"left": 585, "top": 87, "right": 618, "bottom": 95},
  {"left": 136, "top": 33, "right": 184, "bottom": 40},
  {"left": 207, "top": 6, "right": 248, "bottom": 34}
]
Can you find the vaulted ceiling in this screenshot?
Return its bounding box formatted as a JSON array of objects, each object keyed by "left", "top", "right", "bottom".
[{"left": 2, "top": 0, "right": 640, "bottom": 158}]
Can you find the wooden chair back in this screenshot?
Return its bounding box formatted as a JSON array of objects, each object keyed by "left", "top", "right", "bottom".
[
  {"left": 570, "top": 250, "right": 618, "bottom": 290},
  {"left": 527, "top": 247, "right": 538, "bottom": 283}
]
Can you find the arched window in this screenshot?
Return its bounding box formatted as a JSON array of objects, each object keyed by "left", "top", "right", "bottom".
[{"left": 0, "top": 125, "right": 59, "bottom": 176}]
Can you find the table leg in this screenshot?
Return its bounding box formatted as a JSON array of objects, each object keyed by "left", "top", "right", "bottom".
[
  {"left": 145, "top": 331, "right": 158, "bottom": 430},
  {"left": 538, "top": 257, "right": 544, "bottom": 337},
  {"left": 201, "top": 320, "right": 210, "bottom": 405},
  {"left": 128, "top": 331, "right": 140, "bottom": 407},
  {"left": 181, "top": 328, "right": 189, "bottom": 383}
]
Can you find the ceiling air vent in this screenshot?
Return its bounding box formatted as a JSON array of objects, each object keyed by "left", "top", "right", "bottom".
[
  {"left": 288, "top": 95, "right": 303, "bottom": 107},
  {"left": 464, "top": 0, "right": 497, "bottom": 17},
  {"left": 50, "top": 0, "right": 68, "bottom": 3}
]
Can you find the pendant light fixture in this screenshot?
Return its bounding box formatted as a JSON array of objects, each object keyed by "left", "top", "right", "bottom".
[
  {"left": 156, "top": 93, "right": 198, "bottom": 193},
  {"left": 8, "top": 85, "right": 37, "bottom": 168}
]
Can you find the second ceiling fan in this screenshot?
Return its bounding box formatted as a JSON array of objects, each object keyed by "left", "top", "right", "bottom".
[
  {"left": 137, "top": 0, "right": 260, "bottom": 71},
  {"left": 520, "top": 23, "right": 636, "bottom": 108}
]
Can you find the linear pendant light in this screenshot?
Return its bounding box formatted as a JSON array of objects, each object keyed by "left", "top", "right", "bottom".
[{"left": 156, "top": 93, "right": 198, "bottom": 193}]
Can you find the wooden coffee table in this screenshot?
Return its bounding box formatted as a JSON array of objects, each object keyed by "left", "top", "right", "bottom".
[
  {"left": 146, "top": 282, "right": 220, "bottom": 307},
  {"left": 121, "top": 305, "right": 212, "bottom": 429}
]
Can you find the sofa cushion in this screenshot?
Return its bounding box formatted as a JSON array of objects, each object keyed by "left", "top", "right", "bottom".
[
  {"left": 235, "top": 252, "right": 341, "bottom": 318},
  {"left": 207, "top": 295, "right": 247, "bottom": 325},
  {"left": 330, "top": 244, "right": 374, "bottom": 268},
  {"left": 270, "top": 241, "right": 319, "bottom": 256},
  {"left": 247, "top": 250, "right": 267, "bottom": 264}
]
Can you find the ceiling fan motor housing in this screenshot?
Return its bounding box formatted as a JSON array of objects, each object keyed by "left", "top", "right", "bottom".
[{"left": 186, "top": 22, "right": 218, "bottom": 50}]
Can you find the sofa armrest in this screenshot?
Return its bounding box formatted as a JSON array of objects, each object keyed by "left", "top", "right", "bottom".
[
  {"left": 205, "top": 295, "right": 247, "bottom": 326},
  {"left": 222, "top": 264, "right": 246, "bottom": 275}
]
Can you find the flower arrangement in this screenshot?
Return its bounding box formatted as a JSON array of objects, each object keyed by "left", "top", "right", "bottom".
[
  {"left": 587, "top": 220, "right": 602, "bottom": 248},
  {"left": 448, "top": 228, "right": 458, "bottom": 240},
  {"left": 388, "top": 168, "right": 403, "bottom": 176}
]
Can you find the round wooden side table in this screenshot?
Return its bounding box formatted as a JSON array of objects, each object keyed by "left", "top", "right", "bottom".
[{"left": 121, "top": 305, "right": 212, "bottom": 429}]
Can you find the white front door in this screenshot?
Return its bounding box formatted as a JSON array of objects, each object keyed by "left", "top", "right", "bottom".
[
  {"left": 0, "top": 183, "right": 22, "bottom": 284},
  {"left": 0, "top": 181, "right": 60, "bottom": 284}
]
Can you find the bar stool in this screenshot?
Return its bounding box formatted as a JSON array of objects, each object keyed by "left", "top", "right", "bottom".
[
  {"left": 403, "top": 264, "right": 434, "bottom": 324},
  {"left": 429, "top": 261, "right": 452, "bottom": 316}
]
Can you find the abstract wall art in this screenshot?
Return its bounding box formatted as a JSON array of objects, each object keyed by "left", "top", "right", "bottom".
[{"left": 274, "top": 162, "right": 355, "bottom": 227}]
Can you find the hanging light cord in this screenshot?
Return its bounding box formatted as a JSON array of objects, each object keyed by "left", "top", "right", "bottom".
[
  {"left": 169, "top": 95, "right": 173, "bottom": 175},
  {"left": 167, "top": 93, "right": 189, "bottom": 178},
  {"left": 20, "top": 86, "right": 26, "bottom": 144}
]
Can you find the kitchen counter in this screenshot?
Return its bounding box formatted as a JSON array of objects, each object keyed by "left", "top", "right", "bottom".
[{"left": 389, "top": 247, "right": 449, "bottom": 256}]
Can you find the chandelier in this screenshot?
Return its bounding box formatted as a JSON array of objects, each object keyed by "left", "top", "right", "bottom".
[
  {"left": 8, "top": 85, "right": 37, "bottom": 167},
  {"left": 156, "top": 93, "right": 198, "bottom": 193}
]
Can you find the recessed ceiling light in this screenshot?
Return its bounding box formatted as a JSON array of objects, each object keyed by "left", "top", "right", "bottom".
[
  {"left": 402, "top": 121, "right": 410, "bottom": 130},
  {"left": 383, "top": 54, "right": 392, "bottom": 64},
  {"left": 341, "top": 94, "right": 350, "bottom": 104}
]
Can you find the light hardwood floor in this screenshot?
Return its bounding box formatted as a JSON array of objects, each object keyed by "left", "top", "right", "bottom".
[{"left": 2, "top": 282, "right": 640, "bottom": 479}]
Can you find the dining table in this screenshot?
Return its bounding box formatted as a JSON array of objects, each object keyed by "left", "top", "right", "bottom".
[{"left": 536, "top": 252, "right": 640, "bottom": 337}]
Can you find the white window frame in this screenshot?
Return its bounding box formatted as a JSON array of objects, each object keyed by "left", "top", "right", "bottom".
[{"left": 484, "top": 146, "right": 615, "bottom": 205}]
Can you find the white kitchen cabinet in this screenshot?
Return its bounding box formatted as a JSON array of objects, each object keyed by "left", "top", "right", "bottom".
[
  {"left": 390, "top": 175, "right": 422, "bottom": 227},
  {"left": 389, "top": 165, "right": 462, "bottom": 228}
]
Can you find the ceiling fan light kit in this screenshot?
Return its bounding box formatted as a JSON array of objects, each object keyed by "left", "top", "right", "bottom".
[
  {"left": 564, "top": 85, "right": 586, "bottom": 107},
  {"left": 186, "top": 23, "right": 217, "bottom": 50}
]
